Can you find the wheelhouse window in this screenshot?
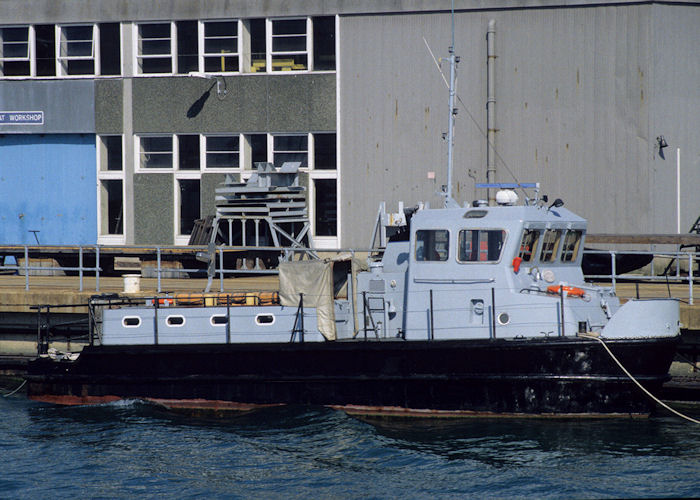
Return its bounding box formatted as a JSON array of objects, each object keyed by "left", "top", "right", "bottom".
[
  {"left": 203, "top": 20, "right": 239, "bottom": 73},
  {"left": 269, "top": 18, "right": 308, "bottom": 71},
  {"left": 561, "top": 230, "right": 583, "bottom": 262},
  {"left": 540, "top": 229, "right": 562, "bottom": 262},
  {"left": 518, "top": 229, "right": 540, "bottom": 262},
  {"left": 137, "top": 23, "right": 173, "bottom": 74},
  {"left": 57, "top": 24, "right": 95, "bottom": 76},
  {"left": 415, "top": 230, "right": 449, "bottom": 262},
  {"left": 458, "top": 230, "right": 506, "bottom": 262}
]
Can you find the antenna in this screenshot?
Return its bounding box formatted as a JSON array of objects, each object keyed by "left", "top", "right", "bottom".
[{"left": 443, "top": 0, "right": 459, "bottom": 208}]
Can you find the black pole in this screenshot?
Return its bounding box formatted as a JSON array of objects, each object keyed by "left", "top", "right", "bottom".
[
  {"left": 559, "top": 286, "right": 565, "bottom": 337},
  {"left": 429, "top": 289, "right": 435, "bottom": 340},
  {"left": 491, "top": 288, "right": 496, "bottom": 339},
  {"left": 153, "top": 298, "right": 159, "bottom": 345},
  {"left": 226, "top": 295, "right": 231, "bottom": 344},
  {"left": 299, "top": 293, "right": 305, "bottom": 343},
  {"left": 363, "top": 291, "right": 368, "bottom": 340}
]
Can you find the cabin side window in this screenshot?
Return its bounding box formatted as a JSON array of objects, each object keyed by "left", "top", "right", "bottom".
[
  {"left": 560, "top": 230, "right": 583, "bottom": 262},
  {"left": 415, "top": 230, "right": 449, "bottom": 262},
  {"left": 518, "top": 229, "right": 540, "bottom": 262},
  {"left": 458, "top": 230, "right": 506, "bottom": 262},
  {"left": 540, "top": 229, "right": 562, "bottom": 262}
]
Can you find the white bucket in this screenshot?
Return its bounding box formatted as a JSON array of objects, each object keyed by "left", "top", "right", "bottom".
[{"left": 123, "top": 274, "right": 141, "bottom": 293}]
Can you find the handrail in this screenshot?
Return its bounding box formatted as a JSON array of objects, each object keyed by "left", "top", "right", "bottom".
[{"left": 3, "top": 244, "right": 700, "bottom": 303}]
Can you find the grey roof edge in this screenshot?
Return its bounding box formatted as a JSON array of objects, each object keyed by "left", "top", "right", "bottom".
[{"left": 1, "top": 0, "right": 699, "bottom": 24}]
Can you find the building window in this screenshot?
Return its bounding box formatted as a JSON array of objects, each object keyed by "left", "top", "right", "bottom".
[
  {"left": 57, "top": 24, "right": 95, "bottom": 76},
  {"left": 97, "top": 135, "right": 125, "bottom": 242},
  {"left": 272, "top": 134, "right": 308, "bottom": 167},
  {"left": 0, "top": 26, "right": 30, "bottom": 76},
  {"left": 99, "top": 135, "right": 123, "bottom": 171},
  {"left": 203, "top": 20, "right": 239, "bottom": 73},
  {"left": 177, "top": 134, "right": 200, "bottom": 170},
  {"left": 139, "top": 135, "right": 173, "bottom": 169},
  {"left": 99, "top": 179, "right": 124, "bottom": 235},
  {"left": 177, "top": 178, "right": 200, "bottom": 237},
  {"left": 176, "top": 20, "right": 198, "bottom": 74},
  {"left": 313, "top": 133, "right": 336, "bottom": 169},
  {"left": 136, "top": 22, "right": 173, "bottom": 74},
  {"left": 248, "top": 19, "right": 266, "bottom": 72},
  {"left": 205, "top": 135, "right": 239, "bottom": 169},
  {"left": 313, "top": 179, "right": 337, "bottom": 237},
  {"left": 99, "top": 23, "right": 121, "bottom": 76},
  {"left": 312, "top": 17, "right": 335, "bottom": 71},
  {"left": 269, "top": 18, "right": 308, "bottom": 71}
]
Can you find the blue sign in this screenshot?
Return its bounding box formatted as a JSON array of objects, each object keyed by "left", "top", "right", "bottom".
[{"left": 0, "top": 111, "right": 44, "bottom": 125}]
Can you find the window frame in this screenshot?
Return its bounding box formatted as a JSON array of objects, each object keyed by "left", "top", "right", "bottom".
[
  {"left": 136, "top": 134, "right": 175, "bottom": 171},
  {"left": 457, "top": 229, "right": 507, "bottom": 263},
  {"left": 200, "top": 19, "right": 241, "bottom": 74},
  {"left": 135, "top": 21, "right": 175, "bottom": 75},
  {"left": 267, "top": 17, "right": 311, "bottom": 72},
  {"left": 0, "top": 25, "right": 32, "bottom": 77},
  {"left": 174, "top": 173, "right": 201, "bottom": 243},
  {"left": 204, "top": 133, "right": 241, "bottom": 171},
  {"left": 415, "top": 229, "right": 450, "bottom": 262},
  {"left": 560, "top": 229, "right": 583, "bottom": 263},
  {"left": 540, "top": 229, "right": 563, "bottom": 262},
  {"left": 97, "top": 135, "right": 126, "bottom": 244},
  {"left": 56, "top": 23, "right": 97, "bottom": 77}
]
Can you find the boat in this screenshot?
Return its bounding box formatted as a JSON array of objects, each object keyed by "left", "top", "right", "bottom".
[
  {"left": 24, "top": 184, "right": 680, "bottom": 416},
  {"left": 24, "top": 22, "right": 680, "bottom": 418}
]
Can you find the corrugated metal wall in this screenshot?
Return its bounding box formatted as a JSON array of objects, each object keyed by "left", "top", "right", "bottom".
[
  {"left": 0, "top": 134, "right": 96, "bottom": 244},
  {"left": 339, "top": 4, "right": 700, "bottom": 247}
]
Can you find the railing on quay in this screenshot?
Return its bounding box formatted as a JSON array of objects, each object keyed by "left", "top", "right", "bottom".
[
  {"left": 1, "top": 244, "right": 699, "bottom": 304},
  {"left": 0, "top": 244, "right": 376, "bottom": 293}
]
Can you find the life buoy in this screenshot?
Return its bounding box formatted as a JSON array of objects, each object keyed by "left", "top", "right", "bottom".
[{"left": 547, "top": 284, "right": 586, "bottom": 298}]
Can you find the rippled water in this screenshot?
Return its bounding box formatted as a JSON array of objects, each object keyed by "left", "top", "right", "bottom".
[{"left": 1, "top": 395, "right": 699, "bottom": 499}]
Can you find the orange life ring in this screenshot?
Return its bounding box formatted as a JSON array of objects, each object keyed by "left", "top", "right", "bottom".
[{"left": 547, "top": 285, "right": 586, "bottom": 298}]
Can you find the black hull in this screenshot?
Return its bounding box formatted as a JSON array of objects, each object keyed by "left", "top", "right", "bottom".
[{"left": 25, "top": 336, "right": 678, "bottom": 416}]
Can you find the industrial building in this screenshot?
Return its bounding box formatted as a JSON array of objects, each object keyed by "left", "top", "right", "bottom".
[{"left": 0, "top": 0, "right": 698, "bottom": 249}]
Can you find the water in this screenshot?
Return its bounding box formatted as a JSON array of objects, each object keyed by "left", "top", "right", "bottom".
[{"left": 1, "top": 394, "right": 699, "bottom": 499}]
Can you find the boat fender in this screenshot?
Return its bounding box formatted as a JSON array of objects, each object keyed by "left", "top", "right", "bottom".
[
  {"left": 547, "top": 284, "right": 586, "bottom": 298},
  {"left": 512, "top": 257, "right": 522, "bottom": 273}
]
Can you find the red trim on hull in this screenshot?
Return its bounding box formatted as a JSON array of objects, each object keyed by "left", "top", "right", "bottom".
[
  {"left": 328, "top": 404, "right": 648, "bottom": 419},
  {"left": 146, "top": 398, "right": 284, "bottom": 412},
  {"left": 29, "top": 394, "right": 122, "bottom": 405}
]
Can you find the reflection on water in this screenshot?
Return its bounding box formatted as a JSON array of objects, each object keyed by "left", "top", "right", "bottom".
[{"left": 2, "top": 397, "right": 699, "bottom": 499}]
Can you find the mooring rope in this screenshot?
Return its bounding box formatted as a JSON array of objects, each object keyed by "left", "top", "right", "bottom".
[
  {"left": 580, "top": 334, "right": 700, "bottom": 424},
  {"left": 1, "top": 379, "right": 26, "bottom": 398}
]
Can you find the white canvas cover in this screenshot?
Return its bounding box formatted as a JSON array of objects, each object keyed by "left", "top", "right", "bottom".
[{"left": 279, "top": 260, "right": 336, "bottom": 340}]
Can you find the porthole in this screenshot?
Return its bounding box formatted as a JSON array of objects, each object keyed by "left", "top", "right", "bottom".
[
  {"left": 255, "top": 313, "right": 275, "bottom": 326},
  {"left": 211, "top": 315, "right": 228, "bottom": 326},
  {"left": 166, "top": 315, "right": 185, "bottom": 327},
  {"left": 497, "top": 312, "right": 510, "bottom": 325},
  {"left": 123, "top": 316, "right": 141, "bottom": 328}
]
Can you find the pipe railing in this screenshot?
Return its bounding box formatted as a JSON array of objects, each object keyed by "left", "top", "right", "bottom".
[{"left": 2, "top": 244, "right": 700, "bottom": 303}]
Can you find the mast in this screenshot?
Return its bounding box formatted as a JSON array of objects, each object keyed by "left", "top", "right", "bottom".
[{"left": 444, "top": 1, "right": 459, "bottom": 208}]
